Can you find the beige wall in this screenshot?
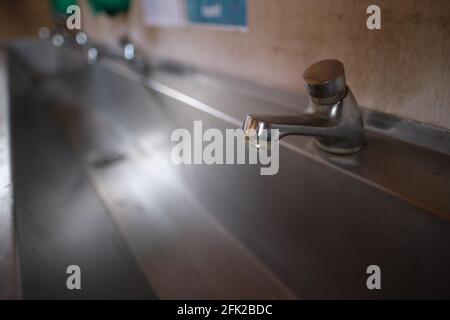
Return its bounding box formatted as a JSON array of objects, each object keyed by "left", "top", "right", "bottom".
[
  {"left": 83, "top": 0, "right": 450, "bottom": 130},
  {"left": 0, "top": 0, "right": 52, "bottom": 39}
]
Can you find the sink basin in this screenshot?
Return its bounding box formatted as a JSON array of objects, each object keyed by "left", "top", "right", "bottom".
[{"left": 2, "top": 40, "right": 450, "bottom": 299}]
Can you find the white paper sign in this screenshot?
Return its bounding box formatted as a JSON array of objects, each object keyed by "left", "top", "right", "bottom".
[{"left": 141, "top": 0, "right": 186, "bottom": 27}]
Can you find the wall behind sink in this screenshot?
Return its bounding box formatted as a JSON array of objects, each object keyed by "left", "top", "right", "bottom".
[{"left": 0, "top": 0, "right": 52, "bottom": 39}]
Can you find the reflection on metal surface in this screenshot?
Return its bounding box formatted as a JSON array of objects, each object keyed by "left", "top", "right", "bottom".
[
  {"left": 106, "top": 61, "right": 242, "bottom": 128},
  {"left": 364, "top": 109, "right": 450, "bottom": 156}
]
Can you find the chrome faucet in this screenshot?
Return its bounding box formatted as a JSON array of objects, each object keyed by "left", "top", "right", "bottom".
[{"left": 243, "top": 60, "right": 365, "bottom": 154}]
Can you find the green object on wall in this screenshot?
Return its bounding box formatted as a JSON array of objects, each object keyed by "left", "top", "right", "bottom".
[
  {"left": 50, "top": 0, "right": 78, "bottom": 16},
  {"left": 88, "top": 0, "right": 130, "bottom": 16}
]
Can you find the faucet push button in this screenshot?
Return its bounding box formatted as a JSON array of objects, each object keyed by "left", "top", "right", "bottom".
[{"left": 303, "top": 59, "right": 347, "bottom": 102}]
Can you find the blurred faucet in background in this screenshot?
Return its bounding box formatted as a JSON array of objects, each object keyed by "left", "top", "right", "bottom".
[
  {"left": 86, "top": 35, "right": 150, "bottom": 74},
  {"left": 38, "top": 22, "right": 150, "bottom": 75},
  {"left": 37, "top": 0, "right": 149, "bottom": 74}
]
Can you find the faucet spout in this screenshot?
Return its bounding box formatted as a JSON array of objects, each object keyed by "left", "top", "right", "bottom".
[{"left": 243, "top": 60, "right": 365, "bottom": 154}]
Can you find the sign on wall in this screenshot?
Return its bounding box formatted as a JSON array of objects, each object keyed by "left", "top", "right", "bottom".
[
  {"left": 142, "top": 0, "right": 186, "bottom": 27},
  {"left": 186, "top": 0, "right": 247, "bottom": 29},
  {"left": 141, "top": 0, "right": 248, "bottom": 29}
]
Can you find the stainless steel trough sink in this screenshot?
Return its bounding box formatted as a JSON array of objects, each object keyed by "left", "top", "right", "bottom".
[{"left": 1, "top": 40, "right": 450, "bottom": 299}]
